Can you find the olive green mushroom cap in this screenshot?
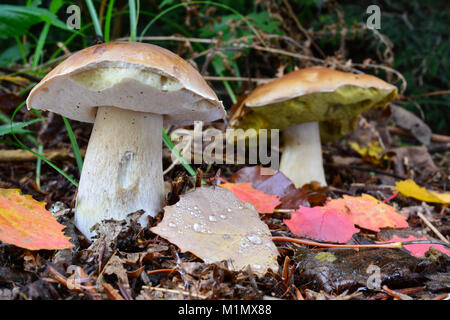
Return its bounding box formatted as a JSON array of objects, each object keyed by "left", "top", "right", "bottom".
[{"left": 231, "top": 67, "right": 397, "bottom": 141}]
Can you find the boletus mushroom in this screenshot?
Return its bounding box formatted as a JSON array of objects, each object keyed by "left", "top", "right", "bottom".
[
  {"left": 231, "top": 67, "right": 397, "bottom": 187},
  {"left": 27, "top": 42, "right": 225, "bottom": 239}
]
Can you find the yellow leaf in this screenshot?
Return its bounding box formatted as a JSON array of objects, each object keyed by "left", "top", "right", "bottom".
[
  {"left": 349, "top": 141, "right": 388, "bottom": 165},
  {"left": 395, "top": 179, "right": 450, "bottom": 204}
]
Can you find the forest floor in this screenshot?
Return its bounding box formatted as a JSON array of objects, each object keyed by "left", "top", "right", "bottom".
[{"left": 0, "top": 91, "right": 449, "bottom": 300}]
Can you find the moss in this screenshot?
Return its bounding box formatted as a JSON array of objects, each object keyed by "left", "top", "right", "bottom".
[{"left": 234, "top": 85, "right": 397, "bottom": 142}]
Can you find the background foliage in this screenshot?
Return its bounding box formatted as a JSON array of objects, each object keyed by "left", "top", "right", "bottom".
[{"left": 0, "top": 0, "right": 449, "bottom": 133}]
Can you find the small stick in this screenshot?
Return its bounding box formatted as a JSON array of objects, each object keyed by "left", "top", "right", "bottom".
[
  {"left": 103, "top": 283, "right": 125, "bottom": 300},
  {"left": 432, "top": 293, "right": 450, "bottom": 300},
  {"left": 143, "top": 286, "right": 207, "bottom": 299},
  {"left": 0, "top": 148, "right": 86, "bottom": 162},
  {"left": 382, "top": 285, "right": 412, "bottom": 300},
  {"left": 147, "top": 268, "right": 179, "bottom": 276},
  {"left": 293, "top": 285, "right": 305, "bottom": 300},
  {"left": 281, "top": 256, "right": 290, "bottom": 282},
  {"left": 371, "top": 286, "right": 425, "bottom": 300},
  {"left": 382, "top": 191, "right": 399, "bottom": 203},
  {"left": 388, "top": 126, "right": 450, "bottom": 143},
  {"left": 416, "top": 211, "right": 449, "bottom": 245},
  {"left": 47, "top": 265, "right": 96, "bottom": 296},
  {"left": 272, "top": 236, "right": 403, "bottom": 249}
]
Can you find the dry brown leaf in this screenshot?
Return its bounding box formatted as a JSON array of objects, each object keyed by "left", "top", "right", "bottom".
[{"left": 151, "top": 187, "right": 279, "bottom": 276}]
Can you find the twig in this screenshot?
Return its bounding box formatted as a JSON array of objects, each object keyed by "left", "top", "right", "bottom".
[
  {"left": 103, "top": 282, "right": 125, "bottom": 300},
  {"left": 416, "top": 210, "right": 449, "bottom": 245},
  {"left": 281, "top": 0, "right": 326, "bottom": 58},
  {"left": 388, "top": 126, "right": 450, "bottom": 143},
  {"left": 272, "top": 236, "right": 403, "bottom": 249},
  {"left": 403, "top": 90, "right": 450, "bottom": 100},
  {"left": 382, "top": 191, "right": 399, "bottom": 203},
  {"left": 147, "top": 268, "right": 180, "bottom": 276},
  {"left": 0, "top": 148, "right": 86, "bottom": 162},
  {"left": 142, "top": 286, "right": 207, "bottom": 299},
  {"left": 432, "top": 293, "right": 450, "bottom": 300},
  {"left": 47, "top": 265, "right": 98, "bottom": 298},
  {"left": 370, "top": 286, "right": 424, "bottom": 300},
  {"left": 382, "top": 285, "right": 413, "bottom": 300}
]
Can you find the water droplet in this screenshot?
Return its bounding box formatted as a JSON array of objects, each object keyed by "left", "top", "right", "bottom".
[
  {"left": 193, "top": 223, "right": 201, "bottom": 232},
  {"left": 176, "top": 203, "right": 180, "bottom": 207},
  {"left": 169, "top": 223, "right": 176, "bottom": 228},
  {"left": 209, "top": 215, "right": 217, "bottom": 222},
  {"left": 220, "top": 214, "right": 227, "bottom": 220},
  {"left": 252, "top": 264, "right": 261, "bottom": 269},
  {"left": 227, "top": 208, "right": 232, "bottom": 212},
  {"left": 247, "top": 235, "right": 262, "bottom": 245},
  {"left": 238, "top": 205, "right": 243, "bottom": 209},
  {"left": 194, "top": 205, "right": 199, "bottom": 210}
]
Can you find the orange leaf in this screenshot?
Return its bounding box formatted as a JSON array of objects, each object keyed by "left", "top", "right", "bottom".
[
  {"left": 326, "top": 194, "right": 408, "bottom": 232},
  {"left": 0, "top": 189, "right": 72, "bottom": 250},
  {"left": 220, "top": 182, "right": 281, "bottom": 213},
  {"left": 388, "top": 235, "right": 450, "bottom": 257},
  {"left": 284, "top": 206, "right": 359, "bottom": 243}
]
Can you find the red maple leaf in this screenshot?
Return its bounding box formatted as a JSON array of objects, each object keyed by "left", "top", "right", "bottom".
[
  {"left": 284, "top": 206, "right": 360, "bottom": 243},
  {"left": 220, "top": 182, "right": 281, "bottom": 214},
  {"left": 326, "top": 194, "right": 408, "bottom": 232}
]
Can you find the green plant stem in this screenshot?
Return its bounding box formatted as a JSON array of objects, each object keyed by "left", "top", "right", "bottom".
[
  {"left": 104, "top": 0, "right": 115, "bottom": 42},
  {"left": 162, "top": 128, "right": 197, "bottom": 178},
  {"left": 62, "top": 116, "right": 83, "bottom": 174},
  {"left": 128, "top": 0, "right": 137, "bottom": 41},
  {"left": 86, "top": 0, "right": 103, "bottom": 36},
  {"left": 15, "top": 36, "right": 27, "bottom": 65},
  {"left": 36, "top": 144, "right": 43, "bottom": 189},
  {"left": 32, "top": 23, "right": 50, "bottom": 68},
  {"left": 11, "top": 102, "right": 78, "bottom": 187}
]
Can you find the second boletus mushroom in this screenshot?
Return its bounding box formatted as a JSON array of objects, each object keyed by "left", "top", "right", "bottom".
[
  {"left": 27, "top": 42, "right": 225, "bottom": 239},
  {"left": 231, "top": 67, "right": 397, "bottom": 187}
]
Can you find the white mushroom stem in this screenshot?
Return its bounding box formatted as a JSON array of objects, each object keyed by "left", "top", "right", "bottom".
[
  {"left": 279, "top": 121, "right": 327, "bottom": 187},
  {"left": 75, "top": 106, "right": 165, "bottom": 239}
]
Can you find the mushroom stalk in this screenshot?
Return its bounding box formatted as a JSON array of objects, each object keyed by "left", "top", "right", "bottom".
[
  {"left": 75, "top": 106, "right": 165, "bottom": 239},
  {"left": 279, "top": 121, "right": 327, "bottom": 187}
]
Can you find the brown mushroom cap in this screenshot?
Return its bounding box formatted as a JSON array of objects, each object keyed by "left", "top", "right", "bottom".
[
  {"left": 27, "top": 41, "right": 225, "bottom": 126},
  {"left": 232, "top": 67, "right": 397, "bottom": 141}
]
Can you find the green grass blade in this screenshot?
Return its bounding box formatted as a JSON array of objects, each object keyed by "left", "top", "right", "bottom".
[
  {"left": 86, "top": 0, "right": 103, "bottom": 36},
  {"left": 104, "top": 0, "right": 115, "bottom": 42},
  {"left": 162, "top": 128, "right": 196, "bottom": 178},
  {"left": 128, "top": 0, "right": 137, "bottom": 41},
  {"left": 10, "top": 102, "right": 78, "bottom": 187},
  {"left": 32, "top": 22, "right": 50, "bottom": 68},
  {"left": 62, "top": 116, "right": 83, "bottom": 174},
  {"left": 36, "top": 143, "right": 43, "bottom": 189},
  {"left": 0, "top": 118, "right": 42, "bottom": 136}
]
